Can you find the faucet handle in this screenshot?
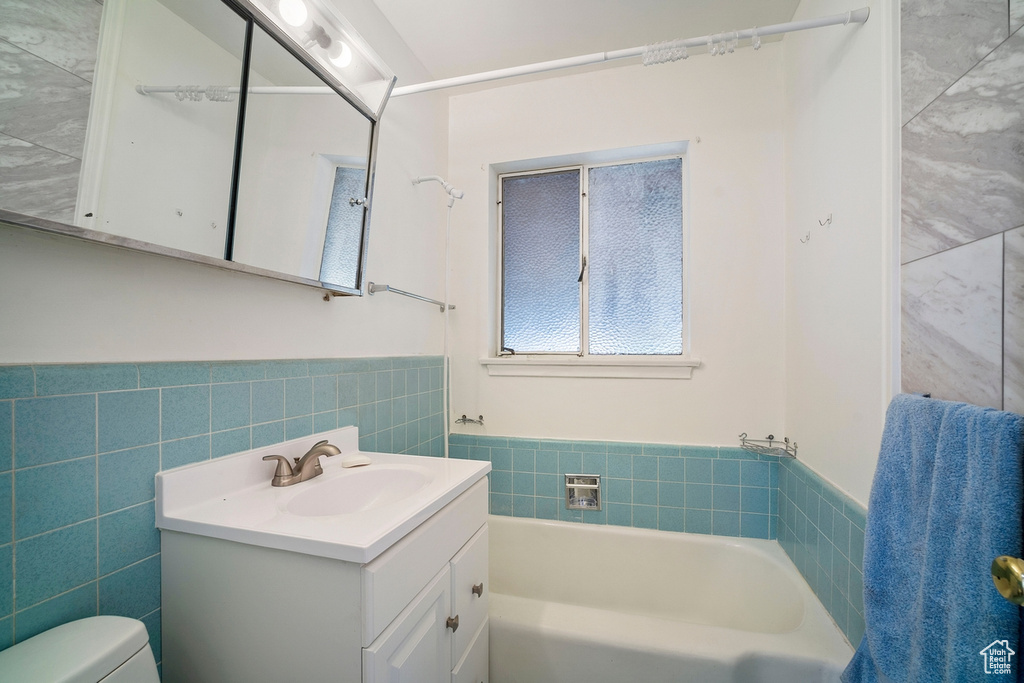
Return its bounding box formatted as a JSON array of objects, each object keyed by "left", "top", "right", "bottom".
[{"left": 262, "top": 455, "right": 294, "bottom": 478}]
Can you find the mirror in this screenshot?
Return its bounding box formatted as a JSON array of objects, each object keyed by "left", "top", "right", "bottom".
[
  {"left": 0, "top": 0, "right": 391, "bottom": 294},
  {"left": 232, "top": 23, "right": 373, "bottom": 290}
]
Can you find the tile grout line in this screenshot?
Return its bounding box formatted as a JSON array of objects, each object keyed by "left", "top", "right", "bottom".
[
  {"left": 94, "top": 386, "right": 100, "bottom": 621},
  {"left": 901, "top": 227, "right": 1018, "bottom": 268}
]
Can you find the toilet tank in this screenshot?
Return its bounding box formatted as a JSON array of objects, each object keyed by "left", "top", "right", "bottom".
[{"left": 0, "top": 615, "right": 159, "bottom": 682}]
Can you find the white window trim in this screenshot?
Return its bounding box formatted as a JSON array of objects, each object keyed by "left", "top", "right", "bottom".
[
  {"left": 490, "top": 142, "right": 696, "bottom": 379},
  {"left": 480, "top": 355, "right": 701, "bottom": 379}
]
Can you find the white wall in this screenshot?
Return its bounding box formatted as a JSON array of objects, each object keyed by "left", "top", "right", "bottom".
[
  {"left": 0, "top": 0, "right": 451, "bottom": 364},
  {"left": 446, "top": 46, "right": 789, "bottom": 446},
  {"left": 782, "top": 0, "right": 899, "bottom": 504}
]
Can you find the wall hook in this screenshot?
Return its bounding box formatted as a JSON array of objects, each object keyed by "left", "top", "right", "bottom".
[{"left": 818, "top": 213, "right": 832, "bottom": 226}]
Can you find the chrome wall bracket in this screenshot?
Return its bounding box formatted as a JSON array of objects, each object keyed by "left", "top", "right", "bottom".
[{"left": 738, "top": 433, "right": 797, "bottom": 458}]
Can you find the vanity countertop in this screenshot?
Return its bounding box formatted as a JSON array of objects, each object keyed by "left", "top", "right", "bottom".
[{"left": 155, "top": 426, "right": 490, "bottom": 564}]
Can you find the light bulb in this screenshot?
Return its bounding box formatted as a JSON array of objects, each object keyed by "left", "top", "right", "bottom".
[
  {"left": 328, "top": 41, "right": 352, "bottom": 67},
  {"left": 278, "top": 0, "right": 307, "bottom": 27}
]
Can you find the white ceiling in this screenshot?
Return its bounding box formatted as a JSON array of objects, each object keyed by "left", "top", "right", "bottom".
[{"left": 370, "top": 0, "right": 801, "bottom": 81}]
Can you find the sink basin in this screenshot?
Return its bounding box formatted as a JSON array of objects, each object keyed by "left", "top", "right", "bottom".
[
  {"left": 283, "top": 466, "right": 433, "bottom": 517},
  {"left": 155, "top": 425, "right": 491, "bottom": 563}
]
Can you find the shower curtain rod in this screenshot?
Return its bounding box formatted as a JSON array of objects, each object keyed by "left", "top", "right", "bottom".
[
  {"left": 136, "top": 7, "right": 868, "bottom": 100},
  {"left": 393, "top": 7, "right": 869, "bottom": 97}
]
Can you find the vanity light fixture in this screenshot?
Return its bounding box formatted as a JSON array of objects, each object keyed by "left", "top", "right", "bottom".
[
  {"left": 329, "top": 41, "right": 352, "bottom": 68},
  {"left": 333, "top": 40, "right": 358, "bottom": 67},
  {"left": 277, "top": 0, "right": 308, "bottom": 27},
  {"left": 238, "top": 0, "right": 396, "bottom": 118}
]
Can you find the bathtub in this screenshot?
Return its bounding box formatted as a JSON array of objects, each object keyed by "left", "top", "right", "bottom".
[{"left": 488, "top": 516, "right": 853, "bottom": 683}]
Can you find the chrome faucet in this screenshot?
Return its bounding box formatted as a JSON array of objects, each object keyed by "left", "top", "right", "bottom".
[{"left": 262, "top": 439, "right": 341, "bottom": 487}]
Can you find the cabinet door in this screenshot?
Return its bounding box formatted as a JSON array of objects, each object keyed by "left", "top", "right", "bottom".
[
  {"left": 364, "top": 566, "right": 452, "bottom": 683},
  {"left": 452, "top": 619, "right": 488, "bottom": 683},
  {"left": 450, "top": 525, "right": 488, "bottom": 663}
]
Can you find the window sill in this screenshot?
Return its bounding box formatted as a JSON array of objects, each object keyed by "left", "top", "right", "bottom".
[{"left": 479, "top": 356, "right": 701, "bottom": 379}]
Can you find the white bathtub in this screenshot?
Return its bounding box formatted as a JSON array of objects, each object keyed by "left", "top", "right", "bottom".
[{"left": 488, "top": 516, "right": 853, "bottom": 683}]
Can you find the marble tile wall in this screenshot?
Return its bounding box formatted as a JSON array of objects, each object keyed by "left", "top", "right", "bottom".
[
  {"left": 902, "top": 235, "right": 1003, "bottom": 408},
  {"left": 1006, "top": 227, "right": 1024, "bottom": 414},
  {"left": 901, "top": 0, "right": 1024, "bottom": 412},
  {"left": 900, "top": 0, "right": 1008, "bottom": 126},
  {"left": 0, "top": 0, "right": 102, "bottom": 224}
]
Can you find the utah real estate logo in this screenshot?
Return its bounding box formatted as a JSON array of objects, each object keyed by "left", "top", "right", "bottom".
[{"left": 979, "top": 640, "right": 1015, "bottom": 675}]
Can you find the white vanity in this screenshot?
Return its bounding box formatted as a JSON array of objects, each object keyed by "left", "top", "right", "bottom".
[{"left": 156, "top": 426, "right": 490, "bottom": 683}]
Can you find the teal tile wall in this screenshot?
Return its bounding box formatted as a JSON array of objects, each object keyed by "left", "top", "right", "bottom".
[
  {"left": 449, "top": 434, "right": 779, "bottom": 539},
  {"left": 778, "top": 458, "right": 867, "bottom": 647},
  {"left": 0, "top": 356, "right": 443, "bottom": 658},
  {"left": 452, "top": 432, "right": 867, "bottom": 649}
]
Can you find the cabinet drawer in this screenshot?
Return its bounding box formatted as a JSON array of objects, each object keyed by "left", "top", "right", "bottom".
[
  {"left": 452, "top": 619, "right": 488, "bottom": 683},
  {"left": 451, "top": 524, "right": 488, "bottom": 663},
  {"left": 363, "top": 478, "right": 488, "bottom": 645}
]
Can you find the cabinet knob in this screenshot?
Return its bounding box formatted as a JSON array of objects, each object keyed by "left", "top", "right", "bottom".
[
  {"left": 993, "top": 556, "right": 1024, "bottom": 605},
  {"left": 472, "top": 582, "right": 484, "bottom": 597},
  {"left": 446, "top": 615, "right": 459, "bottom": 632}
]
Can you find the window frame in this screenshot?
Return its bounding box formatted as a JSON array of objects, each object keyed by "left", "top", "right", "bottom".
[
  {"left": 318, "top": 161, "right": 368, "bottom": 288},
  {"left": 498, "top": 163, "right": 586, "bottom": 356},
  {"left": 494, "top": 152, "right": 695, "bottom": 374}
]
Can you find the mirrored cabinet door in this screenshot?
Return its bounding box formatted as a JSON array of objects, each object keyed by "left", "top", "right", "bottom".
[
  {"left": 231, "top": 23, "right": 373, "bottom": 288},
  {"left": 81, "top": 0, "right": 246, "bottom": 259},
  {"left": 0, "top": 0, "right": 390, "bottom": 294}
]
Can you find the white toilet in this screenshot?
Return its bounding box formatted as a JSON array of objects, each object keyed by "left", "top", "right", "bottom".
[{"left": 0, "top": 616, "right": 160, "bottom": 682}]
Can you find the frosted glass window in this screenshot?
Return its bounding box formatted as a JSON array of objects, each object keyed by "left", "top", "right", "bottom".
[
  {"left": 588, "top": 159, "right": 682, "bottom": 355},
  {"left": 499, "top": 156, "right": 683, "bottom": 357},
  {"left": 501, "top": 171, "right": 581, "bottom": 353},
  {"left": 320, "top": 166, "right": 367, "bottom": 289}
]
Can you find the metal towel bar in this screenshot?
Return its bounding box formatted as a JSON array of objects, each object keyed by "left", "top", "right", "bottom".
[{"left": 367, "top": 282, "right": 453, "bottom": 312}]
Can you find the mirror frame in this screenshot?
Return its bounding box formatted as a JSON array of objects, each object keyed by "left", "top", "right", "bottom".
[{"left": 0, "top": 0, "right": 395, "bottom": 297}]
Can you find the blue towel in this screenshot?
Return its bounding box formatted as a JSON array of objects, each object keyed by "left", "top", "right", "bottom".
[{"left": 843, "top": 394, "right": 1024, "bottom": 683}]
